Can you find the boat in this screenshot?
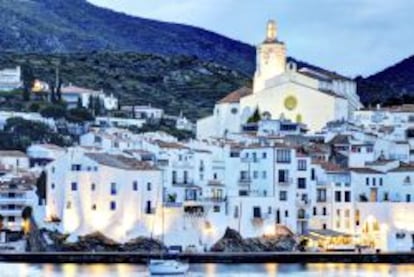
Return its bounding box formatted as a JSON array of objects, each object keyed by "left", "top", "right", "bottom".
[
  {"left": 148, "top": 259, "right": 189, "bottom": 275},
  {"left": 148, "top": 176, "right": 189, "bottom": 275}
]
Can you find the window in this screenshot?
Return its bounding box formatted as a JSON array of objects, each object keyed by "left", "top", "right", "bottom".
[
  {"left": 91, "top": 183, "right": 96, "bottom": 191},
  {"left": 262, "top": 152, "right": 267, "bottom": 159},
  {"left": 71, "top": 182, "right": 77, "bottom": 191},
  {"left": 407, "top": 194, "right": 411, "bottom": 203},
  {"left": 335, "top": 191, "right": 341, "bottom": 202},
  {"left": 317, "top": 189, "right": 326, "bottom": 202},
  {"left": 262, "top": 171, "right": 267, "bottom": 179},
  {"left": 311, "top": 169, "right": 315, "bottom": 181},
  {"left": 366, "top": 177, "right": 369, "bottom": 186},
  {"left": 8, "top": 216, "right": 15, "bottom": 222},
  {"left": 344, "top": 191, "right": 351, "bottom": 202},
  {"left": 110, "top": 201, "right": 116, "bottom": 211},
  {"left": 379, "top": 178, "right": 383, "bottom": 186},
  {"left": 66, "top": 201, "right": 72, "bottom": 209},
  {"left": 183, "top": 171, "right": 188, "bottom": 184},
  {"left": 253, "top": 171, "right": 258, "bottom": 179},
  {"left": 336, "top": 209, "right": 341, "bottom": 217},
  {"left": 313, "top": 207, "right": 317, "bottom": 216},
  {"left": 253, "top": 207, "right": 261, "bottom": 218},
  {"left": 285, "top": 210, "right": 289, "bottom": 217},
  {"left": 213, "top": 206, "right": 220, "bottom": 213},
  {"left": 231, "top": 107, "right": 238, "bottom": 114},
  {"left": 298, "top": 160, "right": 307, "bottom": 171},
  {"left": 322, "top": 207, "right": 327, "bottom": 216},
  {"left": 147, "top": 182, "right": 152, "bottom": 191},
  {"left": 297, "top": 178, "right": 306, "bottom": 189},
  {"left": 51, "top": 167, "right": 55, "bottom": 173},
  {"left": 278, "top": 170, "right": 288, "bottom": 183},
  {"left": 51, "top": 183, "right": 55, "bottom": 189},
  {"left": 71, "top": 164, "right": 81, "bottom": 171},
  {"left": 372, "top": 178, "right": 376, "bottom": 186},
  {"left": 276, "top": 149, "right": 291, "bottom": 163},
  {"left": 133, "top": 181, "right": 138, "bottom": 191},
  {"left": 92, "top": 204, "right": 97, "bottom": 210},
  {"left": 252, "top": 152, "right": 257, "bottom": 162},
  {"left": 172, "top": 171, "right": 177, "bottom": 184},
  {"left": 234, "top": 206, "right": 239, "bottom": 218},
  {"left": 279, "top": 191, "right": 287, "bottom": 201},
  {"left": 111, "top": 183, "right": 117, "bottom": 195}
]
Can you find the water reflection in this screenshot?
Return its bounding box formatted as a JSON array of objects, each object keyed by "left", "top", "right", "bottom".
[{"left": 2, "top": 262, "right": 414, "bottom": 276}]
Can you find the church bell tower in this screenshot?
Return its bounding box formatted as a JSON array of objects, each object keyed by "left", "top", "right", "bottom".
[{"left": 253, "top": 20, "right": 286, "bottom": 93}]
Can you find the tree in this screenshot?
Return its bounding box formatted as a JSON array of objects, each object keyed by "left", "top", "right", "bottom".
[
  {"left": 88, "top": 95, "right": 94, "bottom": 111},
  {"left": 21, "top": 65, "right": 34, "bottom": 102},
  {"left": 22, "top": 206, "right": 33, "bottom": 221},
  {"left": 77, "top": 96, "right": 83, "bottom": 109},
  {"left": 94, "top": 97, "right": 102, "bottom": 116},
  {"left": 247, "top": 107, "right": 261, "bottom": 123},
  {"left": 40, "top": 104, "right": 66, "bottom": 119},
  {"left": 66, "top": 108, "right": 95, "bottom": 123},
  {"left": 35, "top": 171, "right": 47, "bottom": 205}
]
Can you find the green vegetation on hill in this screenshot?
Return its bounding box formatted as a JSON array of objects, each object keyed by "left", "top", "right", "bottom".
[
  {"left": 0, "top": 52, "right": 250, "bottom": 120},
  {"left": 0, "top": 117, "right": 72, "bottom": 151}
]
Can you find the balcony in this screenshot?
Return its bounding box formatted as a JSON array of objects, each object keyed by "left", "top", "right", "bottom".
[
  {"left": 278, "top": 178, "right": 292, "bottom": 186},
  {"left": 203, "top": 197, "right": 226, "bottom": 203},
  {"left": 238, "top": 178, "right": 251, "bottom": 186},
  {"left": 208, "top": 180, "right": 225, "bottom": 187}
]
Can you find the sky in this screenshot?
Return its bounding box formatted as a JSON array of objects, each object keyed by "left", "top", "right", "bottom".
[{"left": 88, "top": 0, "right": 414, "bottom": 77}]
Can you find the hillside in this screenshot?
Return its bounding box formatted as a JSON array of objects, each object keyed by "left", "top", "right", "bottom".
[
  {"left": 0, "top": 0, "right": 255, "bottom": 74},
  {"left": 0, "top": 52, "right": 250, "bottom": 120},
  {"left": 357, "top": 56, "right": 414, "bottom": 105}
]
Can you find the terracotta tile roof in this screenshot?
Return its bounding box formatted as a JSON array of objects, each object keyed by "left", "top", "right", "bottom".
[
  {"left": 389, "top": 163, "right": 414, "bottom": 172},
  {"left": 154, "top": 140, "right": 189, "bottom": 150},
  {"left": 312, "top": 160, "right": 345, "bottom": 172},
  {"left": 218, "top": 87, "right": 252, "bottom": 104},
  {"left": 349, "top": 167, "right": 383, "bottom": 174}
]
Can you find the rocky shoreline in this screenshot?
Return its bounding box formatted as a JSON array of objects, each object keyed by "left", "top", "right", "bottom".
[
  {"left": 34, "top": 227, "right": 296, "bottom": 253},
  {"left": 211, "top": 228, "right": 297, "bottom": 252}
]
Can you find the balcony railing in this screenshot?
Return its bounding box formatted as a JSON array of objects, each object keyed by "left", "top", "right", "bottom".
[
  {"left": 278, "top": 178, "right": 292, "bottom": 186},
  {"left": 238, "top": 178, "right": 251, "bottom": 186}
]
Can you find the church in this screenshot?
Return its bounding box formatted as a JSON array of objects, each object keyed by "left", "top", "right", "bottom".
[{"left": 197, "top": 20, "right": 362, "bottom": 139}]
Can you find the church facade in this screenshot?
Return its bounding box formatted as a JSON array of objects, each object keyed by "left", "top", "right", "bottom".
[{"left": 197, "top": 20, "right": 362, "bottom": 139}]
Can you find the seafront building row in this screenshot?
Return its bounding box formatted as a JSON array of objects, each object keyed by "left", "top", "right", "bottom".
[{"left": 0, "top": 20, "right": 413, "bottom": 253}]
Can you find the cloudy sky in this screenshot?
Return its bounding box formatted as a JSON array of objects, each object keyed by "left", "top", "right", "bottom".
[{"left": 88, "top": 0, "right": 413, "bottom": 77}]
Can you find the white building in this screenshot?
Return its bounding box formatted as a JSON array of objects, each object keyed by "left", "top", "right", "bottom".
[
  {"left": 0, "top": 178, "right": 38, "bottom": 232},
  {"left": 197, "top": 20, "right": 362, "bottom": 138},
  {"left": 0, "top": 66, "right": 22, "bottom": 92},
  {"left": 122, "top": 105, "right": 164, "bottom": 121},
  {"left": 26, "top": 144, "right": 66, "bottom": 167},
  {"left": 0, "top": 151, "right": 30, "bottom": 172},
  {"left": 45, "top": 148, "right": 162, "bottom": 242},
  {"left": 60, "top": 85, "right": 118, "bottom": 110}
]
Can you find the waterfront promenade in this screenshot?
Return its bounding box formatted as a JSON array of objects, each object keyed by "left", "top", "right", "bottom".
[{"left": 1, "top": 252, "right": 414, "bottom": 264}]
